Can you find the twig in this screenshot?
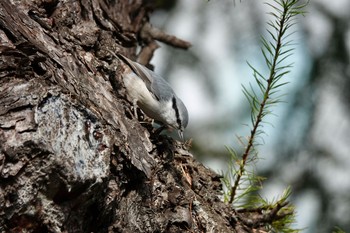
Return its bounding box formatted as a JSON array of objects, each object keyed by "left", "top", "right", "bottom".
[
  {"left": 140, "top": 22, "right": 191, "bottom": 49},
  {"left": 237, "top": 201, "right": 290, "bottom": 228},
  {"left": 137, "top": 41, "right": 159, "bottom": 65}
]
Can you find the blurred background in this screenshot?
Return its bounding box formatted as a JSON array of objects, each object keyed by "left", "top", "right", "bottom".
[{"left": 150, "top": 0, "right": 350, "bottom": 232}]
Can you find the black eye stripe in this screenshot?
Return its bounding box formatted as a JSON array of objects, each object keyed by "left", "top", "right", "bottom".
[{"left": 172, "top": 97, "right": 182, "bottom": 129}]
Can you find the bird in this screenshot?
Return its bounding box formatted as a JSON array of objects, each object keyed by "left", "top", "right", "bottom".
[{"left": 109, "top": 51, "right": 189, "bottom": 140}]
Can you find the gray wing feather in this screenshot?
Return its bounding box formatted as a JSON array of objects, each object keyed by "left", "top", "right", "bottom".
[
  {"left": 117, "top": 53, "right": 174, "bottom": 101},
  {"left": 147, "top": 70, "right": 175, "bottom": 101}
]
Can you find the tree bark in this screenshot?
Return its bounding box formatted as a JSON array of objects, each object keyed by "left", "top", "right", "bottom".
[{"left": 0, "top": 0, "right": 266, "bottom": 232}]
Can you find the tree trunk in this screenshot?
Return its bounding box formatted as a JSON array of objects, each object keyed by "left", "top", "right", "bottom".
[{"left": 0, "top": 1, "right": 262, "bottom": 232}]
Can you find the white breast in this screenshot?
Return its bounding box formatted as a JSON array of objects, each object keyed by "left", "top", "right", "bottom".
[{"left": 123, "top": 72, "right": 161, "bottom": 120}]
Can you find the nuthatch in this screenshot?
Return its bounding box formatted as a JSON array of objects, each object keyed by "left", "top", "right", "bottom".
[{"left": 110, "top": 51, "right": 189, "bottom": 140}]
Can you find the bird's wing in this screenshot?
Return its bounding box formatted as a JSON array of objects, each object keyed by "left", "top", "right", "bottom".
[{"left": 116, "top": 53, "right": 173, "bottom": 101}]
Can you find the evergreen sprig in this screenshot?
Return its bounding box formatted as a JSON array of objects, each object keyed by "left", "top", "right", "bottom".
[
  {"left": 221, "top": 0, "right": 308, "bottom": 231},
  {"left": 226, "top": 0, "right": 307, "bottom": 205},
  {"left": 222, "top": 0, "right": 309, "bottom": 228},
  {"left": 203, "top": 7, "right": 309, "bottom": 230}
]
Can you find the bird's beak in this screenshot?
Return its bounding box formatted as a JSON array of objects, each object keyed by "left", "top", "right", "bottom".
[{"left": 178, "top": 130, "right": 184, "bottom": 141}]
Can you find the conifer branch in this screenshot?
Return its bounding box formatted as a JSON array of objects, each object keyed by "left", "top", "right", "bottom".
[{"left": 228, "top": 0, "right": 307, "bottom": 204}]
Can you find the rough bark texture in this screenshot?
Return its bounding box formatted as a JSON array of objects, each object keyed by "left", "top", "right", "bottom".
[{"left": 0, "top": 0, "right": 270, "bottom": 232}]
